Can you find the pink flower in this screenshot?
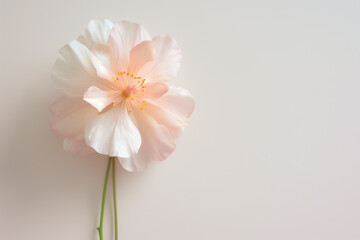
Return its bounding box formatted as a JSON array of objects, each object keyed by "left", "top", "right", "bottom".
[{"left": 51, "top": 19, "right": 194, "bottom": 172}]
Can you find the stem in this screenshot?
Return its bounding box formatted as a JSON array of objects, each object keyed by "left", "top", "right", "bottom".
[
  {"left": 112, "top": 158, "right": 118, "bottom": 240},
  {"left": 97, "top": 157, "right": 112, "bottom": 240}
]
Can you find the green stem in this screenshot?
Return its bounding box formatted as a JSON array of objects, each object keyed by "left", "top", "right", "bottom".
[
  {"left": 97, "top": 157, "right": 112, "bottom": 240},
  {"left": 112, "top": 158, "right": 118, "bottom": 240}
]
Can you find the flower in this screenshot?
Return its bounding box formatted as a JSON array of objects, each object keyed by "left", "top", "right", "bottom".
[{"left": 51, "top": 19, "right": 194, "bottom": 172}]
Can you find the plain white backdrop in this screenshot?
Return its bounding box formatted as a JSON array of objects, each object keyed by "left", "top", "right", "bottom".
[{"left": 1, "top": 0, "right": 360, "bottom": 239}]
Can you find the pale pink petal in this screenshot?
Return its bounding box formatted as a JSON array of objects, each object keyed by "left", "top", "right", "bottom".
[
  {"left": 108, "top": 21, "right": 152, "bottom": 71},
  {"left": 85, "top": 104, "right": 141, "bottom": 158},
  {"left": 90, "top": 43, "right": 117, "bottom": 80},
  {"left": 50, "top": 96, "right": 98, "bottom": 139},
  {"left": 83, "top": 86, "right": 114, "bottom": 112},
  {"left": 118, "top": 86, "right": 194, "bottom": 172},
  {"left": 128, "top": 41, "right": 155, "bottom": 73},
  {"left": 52, "top": 41, "right": 99, "bottom": 97},
  {"left": 143, "top": 82, "right": 168, "bottom": 99},
  {"left": 118, "top": 109, "right": 176, "bottom": 172},
  {"left": 63, "top": 138, "right": 95, "bottom": 155},
  {"left": 77, "top": 19, "right": 114, "bottom": 49},
  {"left": 144, "top": 86, "right": 195, "bottom": 140},
  {"left": 139, "top": 35, "right": 181, "bottom": 83},
  {"left": 156, "top": 86, "right": 195, "bottom": 118}
]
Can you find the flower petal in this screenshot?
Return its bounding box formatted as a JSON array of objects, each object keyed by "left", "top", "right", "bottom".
[
  {"left": 77, "top": 19, "right": 114, "bottom": 49},
  {"left": 85, "top": 104, "right": 141, "bottom": 158},
  {"left": 156, "top": 86, "right": 195, "bottom": 118},
  {"left": 118, "top": 108, "right": 176, "bottom": 172},
  {"left": 108, "top": 21, "right": 152, "bottom": 71},
  {"left": 52, "top": 41, "right": 99, "bottom": 97},
  {"left": 83, "top": 86, "right": 114, "bottom": 112},
  {"left": 144, "top": 86, "right": 195, "bottom": 140},
  {"left": 139, "top": 35, "right": 182, "bottom": 83},
  {"left": 50, "top": 96, "right": 98, "bottom": 139},
  {"left": 63, "top": 138, "right": 95, "bottom": 155},
  {"left": 90, "top": 43, "right": 117, "bottom": 80},
  {"left": 128, "top": 40, "right": 155, "bottom": 73},
  {"left": 143, "top": 82, "right": 169, "bottom": 99},
  {"left": 118, "top": 86, "right": 194, "bottom": 172}
]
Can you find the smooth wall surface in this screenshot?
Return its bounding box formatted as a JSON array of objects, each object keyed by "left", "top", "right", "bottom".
[{"left": 1, "top": 0, "right": 360, "bottom": 239}]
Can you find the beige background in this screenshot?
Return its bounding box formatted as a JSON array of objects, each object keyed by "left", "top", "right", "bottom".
[{"left": 1, "top": 0, "right": 360, "bottom": 239}]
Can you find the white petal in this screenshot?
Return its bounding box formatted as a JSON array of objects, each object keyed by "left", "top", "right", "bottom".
[
  {"left": 83, "top": 86, "right": 114, "bottom": 112},
  {"left": 108, "top": 21, "right": 152, "bottom": 71},
  {"left": 139, "top": 35, "right": 182, "bottom": 83},
  {"left": 90, "top": 43, "right": 117, "bottom": 80},
  {"left": 85, "top": 104, "right": 141, "bottom": 158},
  {"left": 118, "top": 108, "right": 176, "bottom": 172},
  {"left": 77, "top": 19, "right": 114, "bottom": 49},
  {"left": 50, "top": 96, "right": 98, "bottom": 139},
  {"left": 64, "top": 138, "right": 95, "bottom": 155},
  {"left": 52, "top": 41, "right": 99, "bottom": 97}
]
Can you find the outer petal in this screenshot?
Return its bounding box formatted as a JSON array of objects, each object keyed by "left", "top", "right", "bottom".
[
  {"left": 52, "top": 41, "right": 99, "bottom": 97},
  {"left": 108, "top": 21, "right": 152, "bottom": 71},
  {"left": 145, "top": 86, "right": 195, "bottom": 150},
  {"left": 77, "top": 19, "right": 114, "bottom": 50},
  {"left": 144, "top": 86, "right": 194, "bottom": 136},
  {"left": 50, "top": 96, "right": 98, "bottom": 139},
  {"left": 85, "top": 104, "right": 141, "bottom": 158},
  {"left": 63, "top": 138, "right": 95, "bottom": 155},
  {"left": 83, "top": 86, "right": 114, "bottom": 112},
  {"left": 156, "top": 86, "right": 195, "bottom": 119},
  {"left": 90, "top": 43, "right": 117, "bottom": 80},
  {"left": 118, "top": 108, "right": 176, "bottom": 172},
  {"left": 139, "top": 35, "right": 182, "bottom": 83}
]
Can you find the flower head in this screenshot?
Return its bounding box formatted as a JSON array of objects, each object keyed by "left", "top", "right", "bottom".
[{"left": 51, "top": 19, "right": 194, "bottom": 172}]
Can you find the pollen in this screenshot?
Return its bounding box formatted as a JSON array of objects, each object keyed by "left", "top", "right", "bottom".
[{"left": 109, "top": 70, "right": 148, "bottom": 112}]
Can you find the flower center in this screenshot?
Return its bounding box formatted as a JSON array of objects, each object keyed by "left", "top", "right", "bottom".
[
  {"left": 123, "top": 85, "right": 137, "bottom": 98},
  {"left": 109, "top": 71, "right": 148, "bottom": 112}
]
